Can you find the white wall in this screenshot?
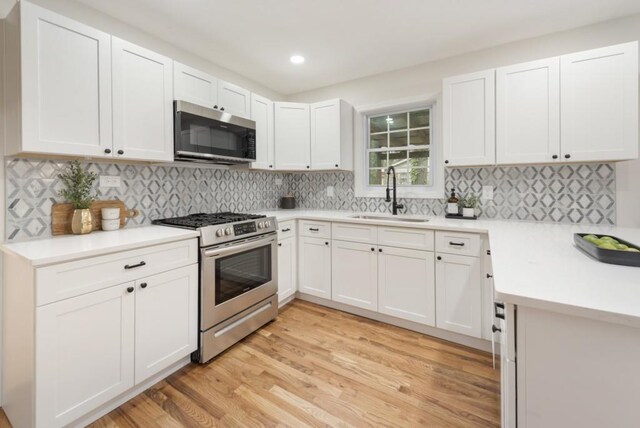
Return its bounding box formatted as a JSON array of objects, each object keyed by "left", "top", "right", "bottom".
[
  {"left": 24, "top": 0, "right": 283, "bottom": 100},
  {"left": 287, "top": 13, "right": 640, "bottom": 227}
]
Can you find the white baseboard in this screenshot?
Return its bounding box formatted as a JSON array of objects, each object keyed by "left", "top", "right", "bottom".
[{"left": 295, "top": 293, "right": 495, "bottom": 353}]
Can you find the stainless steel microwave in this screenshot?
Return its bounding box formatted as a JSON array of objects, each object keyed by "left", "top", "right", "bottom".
[{"left": 174, "top": 101, "right": 256, "bottom": 164}]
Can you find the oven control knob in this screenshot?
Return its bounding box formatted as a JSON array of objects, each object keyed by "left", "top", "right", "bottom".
[
  {"left": 225, "top": 227, "right": 232, "bottom": 236},
  {"left": 265, "top": 221, "right": 271, "bottom": 228},
  {"left": 215, "top": 229, "right": 224, "bottom": 237},
  {"left": 258, "top": 222, "right": 265, "bottom": 229}
]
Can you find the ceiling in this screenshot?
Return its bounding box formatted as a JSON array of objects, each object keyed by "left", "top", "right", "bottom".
[{"left": 3, "top": 0, "right": 640, "bottom": 95}]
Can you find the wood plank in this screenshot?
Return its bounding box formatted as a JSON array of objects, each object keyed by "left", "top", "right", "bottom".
[{"left": 0, "top": 299, "right": 500, "bottom": 427}]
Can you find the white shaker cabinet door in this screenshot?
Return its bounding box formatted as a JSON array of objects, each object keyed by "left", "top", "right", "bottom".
[
  {"left": 251, "top": 93, "right": 275, "bottom": 170},
  {"left": 443, "top": 69, "right": 496, "bottom": 166},
  {"left": 218, "top": 80, "right": 251, "bottom": 119},
  {"left": 277, "top": 237, "right": 297, "bottom": 303},
  {"left": 310, "top": 99, "right": 342, "bottom": 170},
  {"left": 561, "top": 41, "right": 638, "bottom": 162},
  {"left": 496, "top": 57, "right": 561, "bottom": 164},
  {"left": 112, "top": 37, "right": 174, "bottom": 162},
  {"left": 275, "top": 102, "right": 311, "bottom": 170},
  {"left": 378, "top": 246, "right": 435, "bottom": 326},
  {"left": 36, "top": 283, "right": 135, "bottom": 427},
  {"left": 19, "top": 1, "right": 113, "bottom": 157},
  {"left": 134, "top": 265, "right": 198, "bottom": 384},
  {"left": 331, "top": 240, "right": 378, "bottom": 311},
  {"left": 298, "top": 236, "right": 331, "bottom": 298},
  {"left": 173, "top": 61, "right": 218, "bottom": 108},
  {"left": 435, "top": 253, "right": 482, "bottom": 337}
]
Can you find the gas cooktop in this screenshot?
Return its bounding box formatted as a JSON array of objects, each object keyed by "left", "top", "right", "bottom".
[{"left": 153, "top": 212, "right": 276, "bottom": 247}]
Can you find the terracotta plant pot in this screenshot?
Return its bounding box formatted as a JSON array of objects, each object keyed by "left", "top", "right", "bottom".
[{"left": 71, "top": 209, "right": 93, "bottom": 234}]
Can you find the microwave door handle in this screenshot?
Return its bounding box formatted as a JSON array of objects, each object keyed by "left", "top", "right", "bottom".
[{"left": 203, "top": 235, "right": 276, "bottom": 258}]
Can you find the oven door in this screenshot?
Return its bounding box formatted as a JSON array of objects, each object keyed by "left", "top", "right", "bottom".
[
  {"left": 200, "top": 233, "right": 277, "bottom": 330},
  {"left": 174, "top": 101, "right": 256, "bottom": 163}
]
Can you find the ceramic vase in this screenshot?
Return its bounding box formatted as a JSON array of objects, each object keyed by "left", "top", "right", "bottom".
[{"left": 71, "top": 209, "right": 93, "bottom": 234}]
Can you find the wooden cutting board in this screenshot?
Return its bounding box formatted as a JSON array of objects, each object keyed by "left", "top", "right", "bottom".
[{"left": 51, "top": 200, "right": 138, "bottom": 236}]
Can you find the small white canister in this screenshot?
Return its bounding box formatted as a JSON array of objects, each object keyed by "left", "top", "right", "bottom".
[{"left": 101, "top": 208, "right": 121, "bottom": 231}]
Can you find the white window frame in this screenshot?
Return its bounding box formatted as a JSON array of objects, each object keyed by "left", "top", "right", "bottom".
[{"left": 354, "top": 93, "right": 444, "bottom": 199}]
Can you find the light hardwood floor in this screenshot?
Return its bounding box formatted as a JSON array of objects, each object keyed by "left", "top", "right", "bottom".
[{"left": 0, "top": 299, "right": 500, "bottom": 427}]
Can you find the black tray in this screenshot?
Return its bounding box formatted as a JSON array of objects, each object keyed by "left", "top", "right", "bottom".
[
  {"left": 574, "top": 233, "right": 640, "bottom": 267},
  {"left": 445, "top": 213, "right": 478, "bottom": 220}
]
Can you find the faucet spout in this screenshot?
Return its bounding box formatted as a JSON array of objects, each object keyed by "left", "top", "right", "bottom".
[{"left": 385, "top": 166, "right": 404, "bottom": 215}]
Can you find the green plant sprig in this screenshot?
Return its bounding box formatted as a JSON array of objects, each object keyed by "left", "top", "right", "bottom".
[
  {"left": 458, "top": 194, "right": 480, "bottom": 209},
  {"left": 58, "top": 161, "right": 99, "bottom": 209}
]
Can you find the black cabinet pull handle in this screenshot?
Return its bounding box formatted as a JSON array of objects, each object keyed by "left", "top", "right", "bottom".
[
  {"left": 309, "top": 228, "right": 319, "bottom": 232},
  {"left": 552, "top": 154, "right": 558, "bottom": 159},
  {"left": 126, "top": 286, "right": 134, "bottom": 293},
  {"left": 437, "top": 256, "right": 442, "bottom": 260},
  {"left": 140, "top": 282, "right": 147, "bottom": 289},
  {"left": 564, "top": 154, "right": 571, "bottom": 159},
  {"left": 378, "top": 248, "right": 382, "bottom": 252},
  {"left": 371, "top": 247, "right": 375, "bottom": 252},
  {"left": 104, "top": 148, "right": 111, "bottom": 154},
  {"left": 269, "top": 165, "right": 273, "bottom": 168},
  {"left": 220, "top": 107, "right": 225, "bottom": 111},
  {"left": 213, "top": 105, "right": 218, "bottom": 109},
  {"left": 335, "top": 164, "right": 339, "bottom": 168},
  {"left": 492, "top": 325, "right": 502, "bottom": 333},
  {"left": 117, "top": 149, "right": 124, "bottom": 155},
  {"left": 281, "top": 228, "right": 291, "bottom": 232},
  {"left": 444, "top": 160, "right": 449, "bottom": 164},
  {"left": 487, "top": 273, "right": 493, "bottom": 279},
  {"left": 278, "top": 243, "right": 282, "bottom": 247},
  {"left": 449, "top": 242, "right": 465, "bottom": 247},
  {"left": 306, "top": 165, "right": 310, "bottom": 169},
  {"left": 325, "top": 242, "right": 329, "bottom": 246},
  {"left": 124, "top": 261, "right": 146, "bottom": 270}
]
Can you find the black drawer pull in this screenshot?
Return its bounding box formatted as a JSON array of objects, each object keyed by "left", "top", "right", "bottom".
[
  {"left": 281, "top": 228, "right": 291, "bottom": 232},
  {"left": 124, "top": 261, "right": 146, "bottom": 270},
  {"left": 126, "top": 286, "right": 134, "bottom": 293},
  {"left": 486, "top": 273, "right": 493, "bottom": 279},
  {"left": 492, "top": 324, "right": 502, "bottom": 333},
  {"left": 278, "top": 243, "right": 282, "bottom": 247},
  {"left": 495, "top": 302, "right": 505, "bottom": 319},
  {"left": 309, "top": 228, "right": 319, "bottom": 232},
  {"left": 325, "top": 242, "right": 329, "bottom": 246},
  {"left": 140, "top": 282, "right": 147, "bottom": 289},
  {"left": 449, "top": 241, "right": 465, "bottom": 247}
]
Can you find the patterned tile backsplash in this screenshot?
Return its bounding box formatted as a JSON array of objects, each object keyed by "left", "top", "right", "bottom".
[{"left": 5, "top": 158, "right": 616, "bottom": 242}]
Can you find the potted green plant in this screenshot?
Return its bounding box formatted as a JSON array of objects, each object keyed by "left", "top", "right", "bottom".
[
  {"left": 459, "top": 194, "right": 480, "bottom": 218},
  {"left": 58, "top": 161, "right": 99, "bottom": 234}
]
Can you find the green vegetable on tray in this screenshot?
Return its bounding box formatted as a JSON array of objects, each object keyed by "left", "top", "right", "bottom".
[{"left": 583, "top": 234, "right": 640, "bottom": 252}]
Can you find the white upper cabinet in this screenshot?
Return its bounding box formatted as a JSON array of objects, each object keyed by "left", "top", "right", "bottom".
[
  {"left": 310, "top": 99, "right": 353, "bottom": 170},
  {"left": 112, "top": 38, "right": 174, "bottom": 162},
  {"left": 496, "top": 57, "right": 561, "bottom": 164},
  {"left": 6, "top": 1, "right": 113, "bottom": 158},
  {"left": 561, "top": 41, "right": 639, "bottom": 162},
  {"left": 275, "top": 102, "right": 311, "bottom": 170},
  {"left": 173, "top": 62, "right": 218, "bottom": 108},
  {"left": 443, "top": 69, "right": 496, "bottom": 166},
  {"left": 251, "top": 93, "right": 275, "bottom": 170},
  {"left": 218, "top": 80, "right": 251, "bottom": 119}
]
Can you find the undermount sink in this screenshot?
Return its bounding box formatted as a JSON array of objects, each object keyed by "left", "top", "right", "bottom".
[{"left": 350, "top": 214, "right": 429, "bottom": 223}]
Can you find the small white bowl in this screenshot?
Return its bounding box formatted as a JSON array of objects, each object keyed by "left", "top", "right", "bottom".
[
  {"left": 101, "top": 208, "right": 121, "bottom": 220},
  {"left": 101, "top": 218, "right": 120, "bottom": 231}
]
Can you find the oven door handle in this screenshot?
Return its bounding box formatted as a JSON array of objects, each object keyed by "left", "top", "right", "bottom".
[{"left": 202, "top": 235, "right": 276, "bottom": 258}]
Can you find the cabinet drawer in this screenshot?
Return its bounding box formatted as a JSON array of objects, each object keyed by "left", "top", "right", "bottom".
[
  {"left": 299, "top": 220, "right": 331, "bottom": 239},
  {"left": 332, "top": 222, "right": 377, "bottom": 244},
  {"left": 378, "top": 227, "right": 434, "bottom": 251},
  {"left": 36, "top": 239, "right": 198, "bottom": 306},
  {"left": 277, "top": 220, "right": 297, "bottom": 240},
  {"left": 435, "top": 231, "right": 481, "bottom": 257}
]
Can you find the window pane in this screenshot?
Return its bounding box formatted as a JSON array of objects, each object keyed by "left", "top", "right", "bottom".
[
  {"left": 410, "top": 110, "right": 429, "bottom": 128},
  {"left": 369, "top": 151, "right": 387, "bottom": 168},
  {"left": 410, "top": 168, "right": 429, "bottom": 185},
  {"left": 369, "top": 169, "right": 385, "bottom": 186},
  {"left": 369, "top": 116, "right": 387, "bottom": 133},
  {"left": 369, "top": 134, "right": 387, "bottom": 149},
  {"left": 389, "top": 131, "right": 408, "bottom": 148},
  {"left": 409, "top": 149, "right": 429, "bottom": 167},
  {"left": 388, "top": 113, "right": 408, "bottom": 131},
  {"left": 409, "top": 129, "right": 429, "bottom": 146},
  {"left": 388, "top": 150, "right": 407, "bottom": 167}
]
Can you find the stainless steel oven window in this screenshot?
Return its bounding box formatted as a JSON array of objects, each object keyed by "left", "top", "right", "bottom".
[{"left": 215, "top": 245, "right": 272, "bottom": 305}]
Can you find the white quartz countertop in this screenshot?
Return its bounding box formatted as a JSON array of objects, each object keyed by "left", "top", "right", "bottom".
[
  {"left": 1, "top": 226, "right": 199, "bottom": 267},
  {"left": 260, "top": 209, "right": 640, "bottom": 328}
]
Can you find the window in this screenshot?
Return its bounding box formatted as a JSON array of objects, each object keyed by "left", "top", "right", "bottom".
[{"left": 367, "top": 107, "right": 431, "bottom": 188}]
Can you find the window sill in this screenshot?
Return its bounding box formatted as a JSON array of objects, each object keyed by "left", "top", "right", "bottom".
[{"left": 356, "top": 188, "right": 444, "bottom": 199}]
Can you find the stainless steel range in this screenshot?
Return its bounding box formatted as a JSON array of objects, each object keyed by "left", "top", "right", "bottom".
[{"left": 153, "top": 212, "right": 278, "bottom": 363}]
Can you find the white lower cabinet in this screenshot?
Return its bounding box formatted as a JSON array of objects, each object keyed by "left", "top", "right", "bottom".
[
  {"left": 331, "top": 240, "right": 378, "bottom": 311},
  {"left": 435, "top": 253, "right": 482, "bottom": 337},
  {"left": 36, "top": 283, "right": 135, "bottom": 427},
  {"left": 134, "top": 265, "right": 198, "bottom": 384},
  {"left": 378, "top": 246, "right": 435, "bottom": 326},
  {"left": 298, "top": 236, "right": 331, "bottom": 298},
  {"left": 277, "top": 237, "right": 297, "bottom": 303}
]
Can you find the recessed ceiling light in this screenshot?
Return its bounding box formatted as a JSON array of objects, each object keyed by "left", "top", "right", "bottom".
[{"left": 290, "top": 55, "right": 305, "bottom": 64}]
